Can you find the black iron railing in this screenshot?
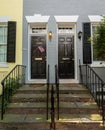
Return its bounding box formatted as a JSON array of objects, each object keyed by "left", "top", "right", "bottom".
[
  {"left": 50, "top": 84, "right": 55, "bottom": 130},
  {"left": 79, "top": 61, "right": 105, "bottom": 123},
  {"left": 1, "top": 65, "right": 26, "bottom": 119},
  {"left": 47, "top": 64, "right": 50, "bottom": 120},
  {"left": 55, "top": 65, "right": 59, "bottom": 120},
  {"left": 46, "top": 65, "right": 59, "bottom": 130}
]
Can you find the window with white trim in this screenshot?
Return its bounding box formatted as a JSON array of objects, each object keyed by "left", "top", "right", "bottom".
[
  {"left": 91, "top": 24, "right": 98, "bottom": 61},
  {"left": 0, "top": 23, "right": 7, "bottom": 63},
  {"left": 91, "top": 23, "right": 105, "bottom": 62},
  {"left": 88, "top": 15, "right": 105, "bottom": 66}
]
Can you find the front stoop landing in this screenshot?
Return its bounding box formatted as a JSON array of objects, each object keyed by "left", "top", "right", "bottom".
[{"left": 0, "top": 84, "right": 104, "bottom": 130}]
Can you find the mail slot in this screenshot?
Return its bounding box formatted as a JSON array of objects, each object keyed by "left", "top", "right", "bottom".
[
  {"left": 62, "top": 58, "right": 70, "bottom": 60},
  {"left": 35, "top": 58, "right": 42, "bottom": 61}
]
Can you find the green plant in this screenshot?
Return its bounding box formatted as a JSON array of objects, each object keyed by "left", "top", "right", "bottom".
[
  {"left": 4, "top": 77, "right": 19, "bottom": 95},
  {"left": 93, "top": 17, "right": 105, "bottom": 60},
  {"left": 1, "top": 77, "right": 20, "bottom": 111}
]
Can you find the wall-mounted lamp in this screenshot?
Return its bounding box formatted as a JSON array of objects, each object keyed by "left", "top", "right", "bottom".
[
  {"left": 78, "top": 31, "right": 82, "bottom": 40},
  {"left": 48, "top": 31, "right": 53, "bottom": 40}
]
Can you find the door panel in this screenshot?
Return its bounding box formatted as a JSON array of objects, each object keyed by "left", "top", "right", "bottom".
[
  {"left": 31, "top": 36, "right": 46, "bottom": 79},
  {"left": 58, "top": 36, "right": 74, "bottom": 79}
]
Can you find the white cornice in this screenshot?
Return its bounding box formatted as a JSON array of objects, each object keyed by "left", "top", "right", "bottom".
[
  {"left": 54, "top": 15, "right": 79, "bottom": 23},
  {"left": 88, "top": 15, "right": 104, "bottom": 22},
  {"left": 26, "top": 14, "right": 50, "bottom": 23}
]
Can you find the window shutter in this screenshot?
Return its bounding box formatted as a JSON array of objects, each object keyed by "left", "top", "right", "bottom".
[
  {"left": 7, "top": 21, "right": 16, "bottom": 62},
  {"left": 83, "top": 23, "right": 92, "bottom": 64}
]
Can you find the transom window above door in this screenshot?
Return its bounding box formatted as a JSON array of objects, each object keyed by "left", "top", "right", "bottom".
[
  {"left": 28, "top": 24, "right": 47, "bottom": 35},
  {"left": 58, "top": 26, "right": 75, "bottom": 34}
]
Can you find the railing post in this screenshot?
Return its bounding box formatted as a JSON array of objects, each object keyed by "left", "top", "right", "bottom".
[
  {"left": 86, "top": 64, "right": 88, "bottom": 87},
  {"left": 57, "top": 83, "right": 59, "bottom": 120},
  {"left": 55, "top": 65, "right": 59, "bottom": 120},
  {"left": 23, "top": 66, "right": 26, "bottom": 84},
  {"left": 46, "top": 64, "right": 59, "bottom": 128},
  {"left": 47, "top": 83, "right": 49, "bottom": 120},
  {"left": 101, "top": 83, "right": 104, "bottom": 124},
  {"left": 1, "top": 82, "right": 4, "bottom": 120},
  {"left": 18, "top": 65, "right": 19, "bottom": 84},
  {"left": 50, "top": 85, "right": 55, "bottom": 130},
  {"left": 79, "top": 59, "right": 83, "bottom": 83},
  {"left": 47, "top": 64, "right": 50, "bottom": 120}
]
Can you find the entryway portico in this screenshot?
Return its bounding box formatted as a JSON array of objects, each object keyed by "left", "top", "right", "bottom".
[{"left": 26, "top": 14, "right": 79, "bottom": 83}]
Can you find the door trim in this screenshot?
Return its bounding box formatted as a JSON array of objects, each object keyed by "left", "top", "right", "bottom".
[
  {"left": 57, "top": 23, "right": 78, "bottom": 80},
  {"left": 28, "top": 33, "right": 47, "bottom": 82},
  {"left": 31, "top": 35, "right": 46, "bottom": 79}
]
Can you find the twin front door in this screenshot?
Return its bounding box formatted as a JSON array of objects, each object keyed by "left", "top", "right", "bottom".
[
  {"left": 58, "top": 36, "right": 74, "bottom": 79},
  {"left": 31, "top": 36, "right": 46, "bottom": 79},
  {"left": 31, "top": 35, "right": 74, "bottom": 79}
]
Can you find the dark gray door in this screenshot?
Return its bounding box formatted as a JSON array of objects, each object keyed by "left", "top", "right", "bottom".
[
  {"left": 31, "top": 36, "right": 46, "bottom": 79},
  {"left": 58, "top": 36, "right": 74, "bottom": 79}
]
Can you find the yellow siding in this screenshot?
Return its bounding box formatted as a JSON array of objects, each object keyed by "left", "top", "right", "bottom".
[{"left": 0, "top": 0, "right": 23, "bottom": 81}]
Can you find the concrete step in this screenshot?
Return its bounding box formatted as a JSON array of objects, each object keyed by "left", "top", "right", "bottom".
[
  {"left": 17, "top": 84, "right": 89, "bottom": 94},
  {"left": 0, "top": 113, "right": 103, "bottom": 130},
  {"left": 17, "top": 89, "right": 88, "bottom": 94},
  {"left": 57, "top": 113, "right": 102, "bottom": 122},
  {"left": 6, "top": 102, "right": 100, "bottom": 114},
  {"left": 0, "top": 83, "right": 104, "bottom": 130},
  {"left": 11, "top": 93, "right": 94, "bottom": 103},
  {"left": 56, "top": 122, "right": 104, "bottom": 130},
  {"left": 0, "top": 113, "right": 102, "bottom": 123},
  {"left": 0, "top": 114, "right": 50, "bottom": 130}
]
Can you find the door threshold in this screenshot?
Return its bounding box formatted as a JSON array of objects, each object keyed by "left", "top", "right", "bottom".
[
  {"left": 26, "top": 79, "right": 46, "bottom": 84},
  {"left": 26, "top": 79, "right": 79, "bottom": 84},
  {"left": 59, "top": 79, "right": 79, "bottom": 84}
]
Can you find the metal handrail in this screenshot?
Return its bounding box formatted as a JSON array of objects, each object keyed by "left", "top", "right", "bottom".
[
  {"left": 79, "top": 62, "right": 105, "bottom": 123},
  {"left": 50, "top": 85, "right": 55, "bottom": 130},
  {"left": 55, "top": 65, "right": 59, "bottom": 120},
  {"left": 47, "top": 64, "right": 59, "bottom": 130},
  {"left": 47, "top": 64, "right": 50, "bottom": 120},
  {"left": 1, "top": 65, "right": 26, "bottom": 120}
]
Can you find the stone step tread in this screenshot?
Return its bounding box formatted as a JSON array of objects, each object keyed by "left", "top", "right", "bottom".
[
  {"left": 0, "top": 114, "right": 102, "bottom": 123},
  {"left": 18, "top": 85, "right": 46, "bottom": 91},
  {"left": 12, "top": 93, "right": 92, "bottom": 98},
  {"left": 59, "top": 85, "right": 88, "bottom": 91},
  {"left": 17, "top": 90, "right": 88, "bottom": 93},
  {"left": 0, "top": 114, "right": 50, "bottom": 123},
  {"left": 57, "top": 114, "right": 102, "bottom": 123},
  {"left": 19, "top": 84, "right": 88, "bottom": 91},
  {"left": 8, "top": 102, "right": 98, "bottom": 109}
]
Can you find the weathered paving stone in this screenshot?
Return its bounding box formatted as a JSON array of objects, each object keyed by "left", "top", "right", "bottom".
[{"left": 0, "top": 84, "right": 104, "bottom": 130}]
